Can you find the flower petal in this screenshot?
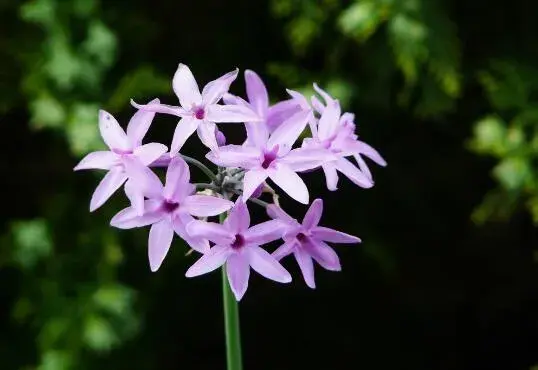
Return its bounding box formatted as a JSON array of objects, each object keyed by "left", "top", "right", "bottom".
[
  {"left": 183, "top": 195, "right": 233, "bottom": 217},
  {"left": 172, "top": 213, "right": 210, "bottom": 253},
  {"left": 225, "top": 200, "right": 250, "bottom": 233},
  {"left": 302, "top": 198, "right": 323, "bottom": 229},
  {"left": 322, "top": 163, "right": 339, "bottom": 191},
  {"left": 279, "top": 147, "right": 334, "bottom": 172},
  {"left": 245, "top": 69, "right": 269, "bottom": 115},
  {"left": 127, "top": 98, "right": 159, "bottom": 146},
  {"left": 242, "top": 169, "right": 268, "bottom": 201},
  {"left": 269, "top": 165, "right": 309, "bottom": 204},
  {"left": 74, "top": 151, "right": 117, "bottom": 171},
  {"left": 311, "top": 226, "right": 361, "bottom": 244},
  {"left": 294, "top": 248, "right": 316, "bottom": 288},
  {"left": 148, "top": 219, "right": 175, "bottom": 272},
  {"left": 317, "top": 99, "right": 341, "bottom": 141},
  {"left": 243, "top": 220, "right": 286, "bottom": 245},
  {"left": 99, "top": 110, "right": 130, "bottom": 151},
  {"left": 131, "top": 99, "right": 186, "bottom": 117},
  {"left": 222, "top": 93, "right": 250, "bottom": 107},
  {"left": 266, "top": 98, "right": 301, "bottom": 132},
  {"left": 122, "top": 156, "right": 163, "bottom": 198},
  {"left": 244, "top": 121, "right": 269, "bottom": 149},
  {"left": 356, "top": 141, "right": 387, "bottom": 166},
  {"left": 202, "top": 68, "right": 238, "bottom": 105},
  {"left": 170, "top": 117, "right": 199, "bottom": 156},
  {"left": 247, "top": 246, "right": 291, "bottom": 283},
  {"left": 311, "top": 95, "right": 325, "bottom": 114},
  {"left": 110, "top": 200, "right": 163, "bottom": 229},
  {"left": 125, "top": 178, "right": 145, "bottom": 216},
  {"left": 134, "top": 143, "right": 168, "bottom": 166},
  {"left": 89, "top": 169, "right": 128, "bottom": 211},
  {"left": 335, "top": 157, "right": 373, "bottom": 188},
  {"left": 354, "top": 154, "right": 372, "bottom": 181},
  {"left": 266, "top": 204, "right": 298, "bottom": 225},
  {"left": 267, "top": 110, "right": 310, "bottom": 154},
  {"left": 226, "top": 254, "right": 251, "bottom": 301},
  {"left": 305, "top": 239, "right": 341, "bottom": 271},
  {"left": 197, "top": 121, "right": 218, "bottom": 150},
  {"left": 185, "top": 245, "right": 231, "bottom": 277},
  {"left": 206, "top": 145, "right": 261, "bottom": 169},
  {"left": 163, "top": 156, "right": 190, "bottom": 200},
  {"left": 205, "top": 104, "right": 261, "bottom": 123},
  {"left": 272, "top": 240, "right": 296, "bottom": 260},
  {"left": 173, "top": 63, "right": 202, "bottom": 107},
  {"left": 186, "top": 220, "right": 234, "bottom": 245}
]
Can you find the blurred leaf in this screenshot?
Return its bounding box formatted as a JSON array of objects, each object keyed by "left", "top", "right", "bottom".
[
  {"left": 72, "top": 0, "right": 96, "bottom": 18},
  {"left": 67, "top": 103, "right": 103, "bottom": 155},
  {"left": 20, "top": 0, "right": 56, "bottom": 26},
  {"left": 338, "top": 1, "right": 385, "bottom": 41},
  {"left": 493, "top": 156, "right": 532, "bottom": 191},
  {"left": 469, "top": 115, "right": 507, "bottom": 156},
  {"left": 93, "top": 285, "right": 134, "bottom": 316},
  {"left": 29, "top": 94, "right": 67, "bottom": 129},
  {"left": 38, "top": 351, "right": 73, "bottom": 370},
  {"left": 83, "top": 314, "right": 118, "bottom": 352},
  {"left": 83, "top": 20, "right": 117, "bottom": 68},
  {"left": 12, "top": 219, "right": 52, "bottom": 269}
]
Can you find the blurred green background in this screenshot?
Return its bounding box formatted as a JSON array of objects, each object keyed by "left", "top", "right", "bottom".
[{"left": 2, "top": 0, "right": 538, "bottom": 369}]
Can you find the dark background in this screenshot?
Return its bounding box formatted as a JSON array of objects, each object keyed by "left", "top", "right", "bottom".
[{"left": 1, "top": 0, "right": 538, "bottom": 369}]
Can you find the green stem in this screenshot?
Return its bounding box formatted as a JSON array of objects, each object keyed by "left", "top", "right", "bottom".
[
  {"left": 220, "top": 213, "right": 243, "bottom": 370},
  {"left": 179, "top": 154, "right": 218, "bottom": 183}
]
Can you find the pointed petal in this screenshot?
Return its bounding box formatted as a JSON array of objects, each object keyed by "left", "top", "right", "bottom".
[
  {"left": 279, "top": 147, "right": 334, "bottom": 172},
  {"left": 170, "top": 117, "right": 199, "bottom": 156},
  {"left": 266, "top": 204, "right": 298, "bottom": 225},
  {"left": 226, "top": 254, "right": 251, "bottom": 301},
  {"left": 335, "top": 157, "right": 373, "bottom": 188},
  {"left": 312, "top": 226, "right": 361, "bottom": 244},
  {"left": 134, "top": 143, "right": 168, "bottom": 166},
  {"left": 272, "top": 240, "right": 296, "bottom": 260},
  {"left": 131, "top": 99, "right": 186, "bottom": 117},
  {"left": 186, "top": 245, "right": 231, "bottom": 277},
  {"left": 122, "top": 156, "right": 163, "bottom": 198},
  {"left": 269, "top": 165, "right": 309, "bottom": 204},
  {"left": 125, "top": 178, "right": 145, "bottom": 216},
  {"left": 183, "top": 195, "right": 233, "bottom": 217},
  {"left": 244, "top": 121, "right": 269, "bottom": 149},
  {"left": 186, "top": 220, "right": 234, "bottom": 245},
  {"left": 197, "top": 121, "right": 218, "bottom": 150},
  {"left": 267, "top": 110, "right": 310, "bottom": 154},
  {"left": 206, "top": 145, "right": 261, "bottom": 169},
  {"left": 294, "top": 248, "right": 316, "bottom": 288},
  {"left": 245, "top": 69, "right": 269, "bottom": 115},
  {"left": 222, "top": 93, "right": 250, "bottom": 107},
  {"left": 206, "top": 104, "right": 261, "bottom": 123},
  {"left": 266, "top": 98, "right": 301, "bottom": 132},
  {"left": 110, "top": 200, "right": 162, "bottom": 229},
  {"left": 356, "top": 141, "right": 387, "bottom": 166},
  {"left": 173, "top": 63, "right": 202, "bottom": 107},
  {"left": 202, "top": 68, "right": 238, "bottom": 105},
  {"left": 225, "top": 200, "right": 250, "bottom": 233},
  {"left": 354, "top": 154, "right": 372, "bottom": 181},
  {"left": 242, "top": 169, "right": 268, "bottom": 201},
  {"left": 243, "top": 220, "right": 286, "bottom": 245},
  {"left": 322, "top": 163, "right": 339, "bottom": 191},
  {"left": 74, "top": 151, "right": 117, "bottom": 171},
  {"left": 247, "top": 246, "right": 291, "bottom": 283},
  {"left": 163, "top": 156, "right": 190, "bottom": 200},
  {"left": 317, "top": 99, "right": 341, "bottom": 141},
  {"left": 313, "top": 83, "right": 334, "bottom": 104},
  {"left": 89, "top": 169, "right": 128, "bottom": 211},
  {"left": 99, "top": 110, "right": 130, "bottom": 151},
  {"left": 127, "top": 98, "right": 159, "bottom": 146},
  {"left": 148, "top": 154, "right": 171, "bottom": 167},
  {"left": 148, "top": 220, "right": 175, "bottom": 272},
  {"left": 302, "top": 198, "right": 323, "bottom": 229},
  {"left": 172, "top": 214, "right": 210, "bottom": 253},
  {"left": 311, "top": 95, "right": 325, "bottom": 114},
  {"left": 305, "top": 239, "right": 341, "bottom": 271}
]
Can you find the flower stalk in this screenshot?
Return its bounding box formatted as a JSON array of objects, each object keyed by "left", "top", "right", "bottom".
[{"left": 220, "top": 212, "right": 243, "bottom": 370}]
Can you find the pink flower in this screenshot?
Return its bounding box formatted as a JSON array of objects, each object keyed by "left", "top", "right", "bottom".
[
  {"left": 206, "top": 110, "right": 335, "bottom": 204},
  {"left": 74, "top": 104, "right": 167, "bottom": 212},
  {"left": 110, "top": 157, "right": 233, "bottom": 272},
  {"left": 268, "top": 199, "right": 361, "bottom": 289},
  {"left": 185, "top": 200, "right": 291, "bottom": 301},
  {"left": 132, "top": 64, "right": 260, "bottom": 153}
]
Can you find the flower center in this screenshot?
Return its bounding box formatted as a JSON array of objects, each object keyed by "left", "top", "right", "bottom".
[
  {"left": 112, "top": 149, "right": 133, "bottom": 155},
  {"left": 231, "top": 234, "right": 245, "bottom": 250},
  {"left": 162, "top": 200, "right": 180, "bottom": 213},
  {"left": 261, "top": 146, "right": 279, "bottom": 169},
  {"left": 194, "top": 107, "right": 205, "bottom": 120},
  {"left": 296, "top": 232, "right": 308, "bottom": 243}
]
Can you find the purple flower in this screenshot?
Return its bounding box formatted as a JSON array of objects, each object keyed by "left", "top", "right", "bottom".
[
  {"left": 132, "top": 64, "right": 260, "bottom": 153},
  {"left": 185, "top": 200, "right": 291, "bottom": 301},
  {"left": 206, "top": 110, "right": 334, "bottom": 204},
  {"left": 74, "top": 104, "right": 167, "bottom": 212},
  {"left": 268, "top": 199, "right": 361, "bottom": 289},
  {"left": 223, "top": 70, "right": 304, "bottom": 136},
  {"left": 110, "top": 157, "right": 233, "bottom": 272},
  {"left": 303, "top": 84, "right": 385, "bottom": 190}
]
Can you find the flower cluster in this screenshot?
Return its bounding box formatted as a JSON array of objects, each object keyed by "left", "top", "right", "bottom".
[{"left": 74, "top": 64, "right": 386, "bottom": 301}]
